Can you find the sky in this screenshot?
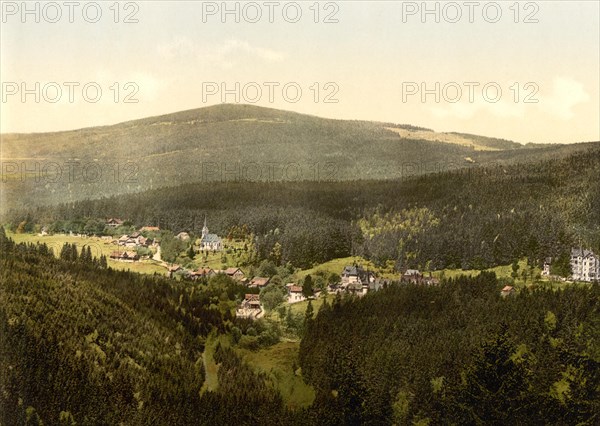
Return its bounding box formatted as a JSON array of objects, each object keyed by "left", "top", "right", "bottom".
[{"left": 1, "top": 1, "right": 599, "bottom": 144}]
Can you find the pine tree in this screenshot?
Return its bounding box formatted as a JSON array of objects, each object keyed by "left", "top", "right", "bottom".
[
  {"left": 444, "top": 324, "right": 534, "bottom": 424},
  {"left": 70, "top": 244, "right": 78, "bottom": 262},
  {"left": 302, "top": 275, "right": 314, "bottom": 299},
  {"left": 60, "top": 243, "right": 71, "bottom": 261},
  {"left": 305, "top": 300, "right": 314, "bottom": 322}
]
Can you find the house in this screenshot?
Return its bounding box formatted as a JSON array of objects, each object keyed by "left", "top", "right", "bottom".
[
  {"left": 236, "top": 294, "right": 262, "bottom": 319},
  {"left": 337, "top": 265, "right": 377, "bottom": 295},
  {"left": 168, "top": 264, "right": 182, "bottom": 278},
  {"left": 175, "top": 232, "right": 190, "bottom": 241},
  {"left": 400, "top": 269, "right": 438, "bottom": 285},
  {"left": 423, "top": 276, "right": 440, "bottom": 286},
  {"left": 501, "top": 285, "right": 515, "bottom": 297},
  {"left": 369, "top": 280, "right": 386, "bottom": 292},
  {"left": 248, "top": 277, "right": 270, "bottom": 288},
  {"left": 109, "top": 251, "right": 139, "bottom": 262},
  {"left": 225, "top": 267, "right": 246, "bottom": 281},
  {"left": 191, "top": 267, "right": 215, "bottom": 280},
  {"left": 106, "top": 218, "right": 124, "bottom": 228},
  {"left": 118, "top": 234, "right": 139, "bottom": 248},
  {"left": 542, "top": 257, "right": 552, "bottom": 276},
  {"left": 139, "top": 236, "right": 154, "bottom": 247},
  {"left": 401, "top": 269, "right": 422, "bottom": 284},
  {"left": 341, "top": 265, "right": 375, "bottom": 285},
  {"left": 286, "top": 284, "right": 306, "bottom": 304},
  {"left": 40, "top": 226, "right": 49, "bottom": 236},
  {"left": 117, "top": 235, "right": 135, "bottom": 247},
  {"left": 117, "top": 233, "right": 153, "bottom": 248},
  {"left": 197, "top": 217, "right": 222, "bottom": 251},
  {"left": 139, "top": 226, "right": 160, "bottom": 232},
  {"left": 571, "top": 248, "right": 600, "bottom": 282}
]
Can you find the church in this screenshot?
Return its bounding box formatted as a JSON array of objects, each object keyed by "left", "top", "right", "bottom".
[{"left": 197, "top": 217, "right": 222, "bottom": 251}]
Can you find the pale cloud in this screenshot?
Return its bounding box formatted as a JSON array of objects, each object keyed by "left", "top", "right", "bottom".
[
  {"left": 429, "top": 77, "right": 590, "bottom": 122},
  {"left": 157, "top": 37, "right": 285, "bottom": 69},
  {"left": 539, "top": 77, "right": 590, "bottom": 120},
  {"left": 157, "top": 36, "right": 196, "bottom": 60}
]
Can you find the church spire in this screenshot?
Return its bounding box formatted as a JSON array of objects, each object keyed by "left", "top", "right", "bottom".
[{"left": 202, "top": 215, "right": 209, "bottom": 238}]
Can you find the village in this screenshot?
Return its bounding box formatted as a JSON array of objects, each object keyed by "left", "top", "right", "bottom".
[{"left": 33, "top": 217, "right": 600, "bottom": 321}]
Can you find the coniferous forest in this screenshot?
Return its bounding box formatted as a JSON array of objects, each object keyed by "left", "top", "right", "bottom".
[
  {"left": 5, "top": 148, "right": 600, "bottom": 270},
  {"left": 2, "top": 0, "right": 599, "bottom": 420},
  {"left": 1, "top": 149, "right": 600, "bottom": 425},
  {"left": 1, "top": 228, "right": 599, "bottom": 425}
]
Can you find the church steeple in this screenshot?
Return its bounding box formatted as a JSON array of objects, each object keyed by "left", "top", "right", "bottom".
[{"left": 202, "top": 215, "right": 209, "bottom": 238}]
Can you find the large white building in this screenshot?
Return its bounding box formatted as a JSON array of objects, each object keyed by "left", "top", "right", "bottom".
[
  {"left": 570, "top": 248, "right": 600, "bottom": 282},
  {"left": 197, "top": 217, "right": 222, "bottom": 251}
]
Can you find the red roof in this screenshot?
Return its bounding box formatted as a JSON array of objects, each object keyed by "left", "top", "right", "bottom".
[
  {"left": 244, "top": 294, "right": 260, "bottom": 301},
  {"left": 502, "top": 285, "right": 514, "bottom": 292},
  {"left": 289, "top": 286, "right": 303, "bottom": 293},
  {"left": 250, "top": 277, "right": 270, "bottom": 287},
  {"left": 195, "top": 267, "right": 214, "bottom": 274},
  {"left": 109, "top": 251, "right": 138, "bottom": 259},
  {"left": 140, "top": 226, "right": 160, "bottom": 232}
]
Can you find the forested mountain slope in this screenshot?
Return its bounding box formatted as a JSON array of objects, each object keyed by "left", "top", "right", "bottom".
[
  {"left": 0, "top": 230, "right": 291, "bottom": 425},
  {"left": 300, "top": 273, "right": 600, "bottom": 425},
  {"left": 2, "top": 231, "right": 598, "bottom": 424},
  {"left": 2, "top": 104, "right": 597, "bottom": 211},
  {"left": 6, "top": 147, "right": 600, "bottom": 270}
]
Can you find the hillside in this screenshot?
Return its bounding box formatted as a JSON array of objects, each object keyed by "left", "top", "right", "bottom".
[
  {"left": 3, "top": 235, "right": 598, "bottom": 424},
  {"left": 0, "top": 232, "right": 293, "bottom": 425},
  {"left": 6, "top": 147, "right": 600, "bottom": 271},
  {"left": 300, "top": 274, "right": 600, "bottom": 424},
  {"left": 1, "top": 104, "right": 597, "bottom": 211}
]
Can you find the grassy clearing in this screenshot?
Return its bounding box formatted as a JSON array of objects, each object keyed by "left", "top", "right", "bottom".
[
  {"left": 190, "top": 240, "right": 249, "bottom": 271},
  {"left": 294, "top": 256, "right": 401, "bottom": 282},
  {"left": 432, "top": 258, "right": 544, "bottom": 288},
  {"left": 201, "top": 330, "right": 315, "bottom": 409},
  {"left": 7, "top": 231, "right": 168, "bottom": 276},
  {"left": 288, "top": 297, "right": 326, "bottom": 316},
  {"left": 200, "top": 333, "right": 230, "bottom": 394},
  {"left": 431, "top": 259, "right": 533, "bottom": 281},
  {"left": 236, "top": 341, "right": 315, "bottom": 410}
]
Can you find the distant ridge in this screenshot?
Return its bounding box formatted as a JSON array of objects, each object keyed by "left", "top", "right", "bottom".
[{"left": 1, "top": 103, "right": 598, "bottom": 211}]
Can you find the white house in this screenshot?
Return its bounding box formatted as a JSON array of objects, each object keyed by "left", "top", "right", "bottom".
[
  {"left": 542, "top": 257, "right": 552, "bottom": 276},
  {"left": 571, "top": 248, "right": 600, "bottom": 282},
  {"left": 236, "top": 294, "right": 262, "bottom": 319},
  {"left": 286, "top": 284, "right": 306, "bottom": 304}
]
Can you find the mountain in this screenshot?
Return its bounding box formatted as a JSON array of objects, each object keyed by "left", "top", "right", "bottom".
[{"left": 1, "top": 104, "right": 598, "bottom": 211}]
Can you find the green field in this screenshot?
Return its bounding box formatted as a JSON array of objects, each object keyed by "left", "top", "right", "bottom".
[
  {"left": 200, "top": 331, "right": 314, "bottom": 410},
  {"left": 287, "top": 297, "right": 326, "bottom": 316},
  {"left": 200, "top": 332, "right": 226, "bottom": 394},
  {"left": 189, "top": 239, "right": 250, "bottom": 271},
  {"left": 7, "top": 231, "right": 168, "bottom": 276},
  {"left": 236, "top": 341, "right": 315, "bottom": 410},
  {"left": 294, "top": 256, "right": 400, "bottom": 282}
]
